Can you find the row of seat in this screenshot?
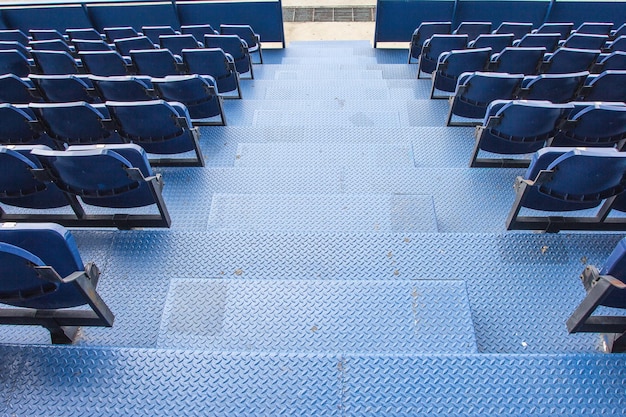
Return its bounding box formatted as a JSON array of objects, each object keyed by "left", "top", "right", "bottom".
[
  {"left": 409, "top": 21, "right": 626, "bottom": 62},
  {"left": 445, "top": 70, "right": 625, "bottom": 126},
  {"left": 470, "top": 100, "right": 626, "bottom": 167},
  {"left": 0, "top": 99, "right": 205, "bottom": 166},
  {"left": 0, "top": 73, "right": 227, "bottom": 124},
  {"left": 0, "top": 143, "right": 171, "bottom": 229}
]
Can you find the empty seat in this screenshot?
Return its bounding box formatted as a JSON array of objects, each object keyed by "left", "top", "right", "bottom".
[
  {"left": 551, "top": 102, "right": 626, "bottom": 148},
  {"left": 29, "top": 39, "right": 74, "bottom": 54},
  {"left": 533, "top": 22, "right": 573, "bottom": 39},
  {"left": 141, "top": 25, "right": 178, "bottom": 44},
  {"left": 114, "top": 36, "right": 156, "bottom": 56},
  {"left": 31, "top": 50, "right": 80, "bottom": 75},
  {"left": 182, "top": 48, "right": 242, "bottom": 98},
  {"left": 514, "top": 33, "right": 561, "bottom": 52},
  {"left": 518, "top": 71, "right": 588, "bottom": 103},
  {"left": 0, "top": 222, "right": 114, "bottom": 344},
  {"left": 30, "top": 102, "right": 121, "bottom": 147},
  {"left": 30, "top": 74, "right": 98, "bottom": 103},
  {"left": 90, "top": 75, "right": 158, "bottom": 101},
  {"left": 452, "top": 21, "right": 492, "bottom": 41},
  {"left": 180, "top": 24, "right": 218, "bottom": 43},
  {"left": 0, "top": 74, "right": 41, "bottom": 104},
  {"left": 204, "top": 34, "right": 254, "bottom": 79},
  {"left": 79, "top": 50, "right": 131, "bottom": 76},
  {"left": 574, "top": 22, "right": 614, "bottom": 35},
  {"left": 560, "top": 33, "right": 609, "bottom": 50},
  {"left": 492, "top": 22, "right": 533, "bottom": 39},
  {"left": 29, "top": 29, "right": 66, "bottom": 42},
  {"left": 506, "top": 147, "right": 626, "bottom": 232},
  {"left": 417, "top": 34, "right": 468, "bottom": 78},
  {"left": 541, "top": 48, "right": 600, "bottom": 74},
  {"left": 578, "top": 70, "right": 626, "bottom": 101},
  {"left": 151, "top": 74, "right": 226, "bottom": 125},
  {"left": 611, "top": 23, "right": 626, "bottom": 40},
  {"left": 159, "top": 34, "right": 202, "bottom": 56},
  {"left": 431, "top": 47, "right": 492, "bottom": 98},
  {"left": 467, "top": 33, "right": 514, "bottom": 53},
  {"left": 408, "top": 21, "right": 452, "bottom": 63},
  {"left": 470, "top": 100, "right": 572, "bottom": 167},
  {"left": 0, "top": 105, "right": 53, "bottom": 147},
  {"left": 0, "top": 41, "right": 32, "bottom": 58},
  {"left": 0, "top": 50, "right": 32, "bottom": 77},
  {"left": 72, "top": 39, "right": 113, "bottom": 53},
  {"left": 447, "top": 71, "right": 524, "bottom": 126},
  {"left": 107, "top": 99, "right": 205, "bottom": 166},
  {"left": 130, "top": 49, "right": 183, "bottom": 77},
  {"left": 607, "top": 35, "right": 626, "bottom": 52},
  {"left": 489, "top": 47, "right": 546, "bottom": 75},
  {"left": 567, "top": 238, "right": 626, "bottom": 352},
  {"left": 31, "top": 144, "right": 171, "bottom": 228},
  {"left": 220, "top": 24, "right": 263, "bottom": 64},
  {"left": 66, "top": 28, "right": 105, "bottom": 41},
  {"left": 594, "top": 51, "right": 626, "bottom": 72},
  {"left": 0, "top": 29, "right": 29, "bottom": 46},
  {"left": 103, "top": 26, "right": 140, "bottom": 42}
]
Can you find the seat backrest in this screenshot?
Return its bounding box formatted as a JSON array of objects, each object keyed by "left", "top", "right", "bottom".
[
  {"left": 31, "top": 50, "right": 79, "bottom": 75},
  {"left": 0, "top": 74, "right": 40, "bottom": 104},
  {"left": 534, "top": 22, "right": 574, "bottom": 38},
  {"left": 0, "top": 29, "right": 29, "bottom": 46},
  {"left": 516, "top": 33, "right": 561, "bottom": 52},
  {"left": 90, "top": 75, "right": 156, "bottom": 101},
  {"left": 543, "top": 48, "right": 600, "bottom": 74},
  {"left": 30, "top": 39, "right": 73, "bottom": 54},
  {"left": 66, "top": 28, "right": 104, "bottom": 41},
  {"left": 575, "top": 22, "right": 614, "bottom": 35},
  {"left": 609, "top": 35, "right": 626, "bottom": 52},
  {"left": 29, "top": 29, "right": 66, "bottom": 41},
  {"left": 453, "top": 21, "right": 492, "bottom": 40},
  {"left": 182, "top": 47, "right": 233, "bottom": 78},
  {"left": 556, "top": 102, "right": 626, "bottom": 145},
  {"left": 422, "top": 34, "right": 468, "bottom": 60},
  {"left": 491, "top": 47, "right": 546, "bottom": 75},
  {"left": 469, "top": 34, "right": 514, "bottom": 52},
  {"left": 459, "top": 71, "right": 524, "bottom": 105},
  {"left": 0, "top": 50, "right": 32, "bottom": 77},
  {"left": 152, "top": 74, "right": 222, "bottom": 119},
  {"left": 492, "top": 22, "right": 533, "bottom": 39},
  {"left": 0, "top": 222, "right": 88, "bottom": 309},
  {"left": 114, "top": 36, "right": 155, "bottom": 56},
  {"left": 180, "top": 24, "right": 218, "bottom": 44},
  {"left": 79, "top": 50, "right": 129, "bottom": 76},
  {"left": 580, "top": 70, "right": 626, "bottom": 101},
  {"left": 142, "top": 26, "right": 177, "bottom": 44},
  {"left": 30, "top": 74, "right": 97, "bottom": 103},
  {"left": 220, "top": 24, "right": 258, "bottom": 48},
  {"left": 597, "top": 51, "right": 626, "bottom": 72},
  {"left": 439, "top": 47, "right": 492, "bottom": 76},
  {"left": 410, "top": 21, "right": 452, "bottom": 57},
  {"left": 0, "top": 41, "right": 31, "bottom": 58},
  {"left": 104, "top": 26, "right": 140, "bottom": 42},
  {"left": 0, "top": 104, "right": 43, "bottom": 143},
  {"left": 73, "top": 39, "right": 113, "bottom": 52},
  {"left": 160, "top": 34, "right": 199, "bottom": 56},
  {"left": 130, "top": 49, "right": 181, "bottom": 77},
  {"left": 204, "top": 34, "right": 246, "bottom": 59},
  {"left": 520, "top": 71, "right": 589, "bottom": 103},
  {"left": 562, "top": 33, "right": 609, "bottom": 50}
]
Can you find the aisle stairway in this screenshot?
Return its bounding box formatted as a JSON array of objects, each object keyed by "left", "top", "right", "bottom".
[{"left": 1, "top": 41, "right": 625, "bottom": 415}]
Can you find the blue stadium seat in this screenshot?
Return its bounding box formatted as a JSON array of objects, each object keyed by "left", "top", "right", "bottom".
[
  {"left": 180, "top": 24, "right": 218, "bottom": 43},
  {"left": 532, "top": 22, "right": 573, "bottom": 39},
  {"left": 220, "top": 24, "right": 263, "bottom": 64},
  {"left": 0, "top": 50, "right": 32, "bottom": 77},
  {"left": 159, "top": 34, "right": 202, "bottom": 56},
  {"left": 567, "top": 238, "right": 626, "bottom": 353},
  {"left": 492, "top": 22, "right": 533, "bottom": 39},
  {"left": 408, "top": 21, "right": 451, "bottom": 63},
  {"left": 107, "top": 99, "right": 205, "bottom": 166},
  {"left": 130, "top": 48, "right": 184, "bottom": 77},
  {"left": 470, "top": 100, "right": 573, "bottom": 167},
  {"left": 31, "top": 50, "right": 81, "bottom": 75},
  {"left": 0, "top": 222, "right": 114, "bottom": 344},
  {"left": 0, "top": 41, "right": 32, "bottom": 58},
  {"left": 446, "top": 71, "right": 524, "bottom": 126},
  {"left": 541, "top": 48, "right": 600, "bottom": 74},
  {"left": 30, "top": 102, "right": 121, "bottom": 146},
  {"left": 151, "top": 74, "right": 226, "bottom": 125},
  {"left": 578, "top": 70, "right": 626, "bottom": 101},
  {"left": 66, "top": 28, "right": 105, "bottom": 41},
  {"left": 607, "top": 35, "right": 626, "bottom": 52},
  {"left": 518, "top": 71, "right": 588, "bottom": 103},
  {"left": 0, "top": 29, "right": 29, "bottom": 46},
  {"left": 114, "top": 36, "right": 156, "bottom": 57},
  {"left": 489, "top": 47, "right": 546, "bottom": 75},
  {"left": 31, "top": 144, "right": 171, "bottom": 228},
  {"left": 0, "top": 74, "right": 42, "bottom": 104},
  {"left": 611, "top": 23, "right": 626, "bottom": 40},
  {"left": 182, "top": 48, "right": 242, "bottom": 98},
  {"left": 417, "top": 34, "right": 468, "bottom": 78},
  {"left": 29, "top": 29, "right": 67, "bottom": 42},
  {"left": 29, "top": 39, "right": 74, "bottom": 55},
  {"left": 30, "top": 74, "right": 99, "bottom": 103},
  {"left": 467, "top": 34, "right": 513, "bottom": 53},
  {"left": 72, "top": 39, "right": 113, "bottom": 53},
  {"left": 452, "top": 22, "right": 492, "bottom": 41},
  {"left": 104, "top": 26, "right": 140, "bottom": 43},
  {"left": 506, "top": 147, "right": 626, "bottom": 232},
  {"left": 0, "top": 106, "right": 54, "bottom": 147},
  {"left": 204, "top": 34, "right": 254, "bottom": 79},
  {"left": 79, "top": 50, "right": 132, "bottom": 76},
  {"left": 573, "top": 22, "right": 614, "bottom": 35},
  {"left": 594, "top": 51, "right": 626, "bottom": 72},
  {"left": 513, "top": 33, "right": 561, "bottom": 52},
  {"left": 431, "top": 47, "right": 492, "bottom": 98},
  {"left": 90, "top": 75, "right": 158, "bottom": 101},
  {"left": 560, "top": 33, "right": 609, "bottom": 50},
  {"left": 551, "top": 102, "right": 626, "bottom": 148},
  {"left": 141, "top": 26, "right": 178, "bottom": 44}
]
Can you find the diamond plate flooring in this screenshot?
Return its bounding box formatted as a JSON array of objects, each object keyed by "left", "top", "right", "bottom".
[{"left": 2, "top": 42, "right": 625, "bottom": 415}]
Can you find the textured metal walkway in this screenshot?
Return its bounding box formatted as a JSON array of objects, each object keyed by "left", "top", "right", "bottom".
[{"left": 1, "top": 44, "right": 625, "bottom": 416}]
